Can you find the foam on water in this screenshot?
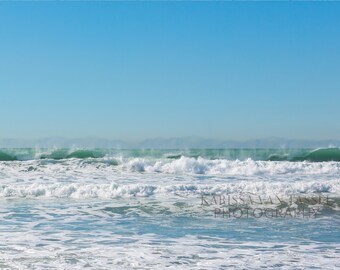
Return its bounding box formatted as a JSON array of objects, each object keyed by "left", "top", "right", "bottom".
[
  {"left": 123, "top": 156, "right": 340, "bottom": 175},
  {"left": 0, "top": 157, "right": 339, "bottom": 200},
  {"left": 2, "top": 156, "right": 340, "bottom": 176},
  {"left": 1, "top": 234, "right": 339, "bottom": 269},
  {"left": 0, "top": 199, "right": 339, "bottom": 269},
  {"left": 0, "top": 180, "right": 339, "bottom": 199},
  {"left": 1, "top": 151, "right": 339, "bottom": 269}
]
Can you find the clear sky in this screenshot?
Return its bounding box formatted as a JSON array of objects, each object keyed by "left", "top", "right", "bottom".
[{"left": 1, "top": 2, "right": 339, "bottom": 141}]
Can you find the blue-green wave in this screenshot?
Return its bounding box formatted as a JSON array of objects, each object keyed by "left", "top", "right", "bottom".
[
  {"left": 0, "top": 151, "right": 17, "bottom": 161},
  {"left": 40, "top": 149, "right": 105, "bottom": 159},
  {"left": 0, "top": 148, "right": 340, "bottom": 162}
]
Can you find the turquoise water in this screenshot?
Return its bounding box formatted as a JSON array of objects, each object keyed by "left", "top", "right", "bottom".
[
  {"left": 0, "top": 149, "right": 339, "bottom": 269},
  {"left": 2, "top": 147, "right": 340, "bottom": 161}
]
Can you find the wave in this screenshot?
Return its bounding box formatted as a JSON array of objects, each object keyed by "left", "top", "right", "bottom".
[
  {"left": 123, "top": 156, "right": 340, "bottom": 175},
  {"left": 1, "top": 148, "right": 340, "bottom": 162},
  {"left": 295, "top": 148, "right": 340, "bottom": 162},
  {"left": 1, "top": 155, "right": 340, "bottom": 176},
  {"left": 0, "top": 151, "right": 16, "bottom": 161},
  {"left": 40, "top": 149, "right": 70, "bottom": 159},
  {"left": 267, "top": 148, "right": 340, "bottom": 162},
  {"left": 2, "top": 149, "right": 106, "bottom": 160},
  {"left": 0, "top": 180, "right": 339, "bottom": 199},
  {"left": 40, "top": 149, "right": 105, "bottom": 159}
]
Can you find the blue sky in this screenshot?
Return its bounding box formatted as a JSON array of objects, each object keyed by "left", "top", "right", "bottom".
[{"left": 1, "top": 2, "right": 339, "bottom": 141}]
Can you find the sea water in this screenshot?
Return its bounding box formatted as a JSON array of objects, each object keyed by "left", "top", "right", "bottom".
[{"left": 0, "top": 148, "right": 339, "bottom": 269}]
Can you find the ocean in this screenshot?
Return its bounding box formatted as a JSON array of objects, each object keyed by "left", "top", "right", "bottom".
[{"left": 0, "top": 148, "right": 339, "bottom": 269}]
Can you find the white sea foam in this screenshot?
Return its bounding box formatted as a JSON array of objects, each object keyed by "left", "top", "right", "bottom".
[
  {"left": 0, "top": 231, "right": 339, "bottom": 269},
  {"left": 1, "top": 157, "right": 340, "bottom": 269},
  {"left": 1, "top": 158, "right": 340, "bottom": 199},
  {"left": 122, "top": 156, "right": 340, "bottom": 175},
  {"left": 0, "top": 179, "right": 339, "bottom": 199},
  {"left": 2, "top": 156, "right": 340, "bottom": 177}
]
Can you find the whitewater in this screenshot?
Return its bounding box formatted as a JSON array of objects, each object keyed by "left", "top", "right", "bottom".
[{"left": 0, "top": 148, "right": 339, "bottom": 269}]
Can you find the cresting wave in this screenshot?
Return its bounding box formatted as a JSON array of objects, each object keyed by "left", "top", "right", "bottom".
[
  {"left": 1, "top": 147, "right": 340, "bottom": 162},
  {"left": 267, "top": 148, "right": 340, "bottom": 162},
  {"left": 123, "top": 157, "right": 340, "bottom": 175},
  {"left": 1, "top": 156, "right": 340, "bottom": 176},
  {"left": 0, "top": 151, "right": 17, "bottom": 161},
  {"left": 0, "top": 149, "right": 105, "bottom": 161},
  {"left": 0, "top": 180, "right": 339, "bottom": 199},
  {"left": 0, "top": 157, "right": 340, "bottom": 200}
]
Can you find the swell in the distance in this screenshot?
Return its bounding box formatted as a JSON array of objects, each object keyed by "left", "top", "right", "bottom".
[{"left": 1, "top": 148, "right": 340, "bottom": 162}]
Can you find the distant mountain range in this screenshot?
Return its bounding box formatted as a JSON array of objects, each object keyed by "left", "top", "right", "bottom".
[{"left": 1, "top": 137, "right": 340, "bottom": 149}]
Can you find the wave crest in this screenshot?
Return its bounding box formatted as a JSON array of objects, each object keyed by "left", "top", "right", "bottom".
[
  {"left": 122, "top": 156, "right": 340, "bottom": 175},
  {"left": 0, "top": 180, "right": 339, "bottom": 199},
  {"left": 1, "top": 147, "right": 340, "bottom": 162}
]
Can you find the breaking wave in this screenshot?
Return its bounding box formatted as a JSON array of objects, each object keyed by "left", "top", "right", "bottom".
[
  {"left": 0, "top": 180, "right": 339, "bottom": 199},
  {"left": 1, "top": 156, "right": 340, "bottom": 176},
  {"left": 122, "top": 156, "right": 340, "bottom": 175},
  {"left": 1, "top": 147, "right": 340, "bottom": 162}
]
